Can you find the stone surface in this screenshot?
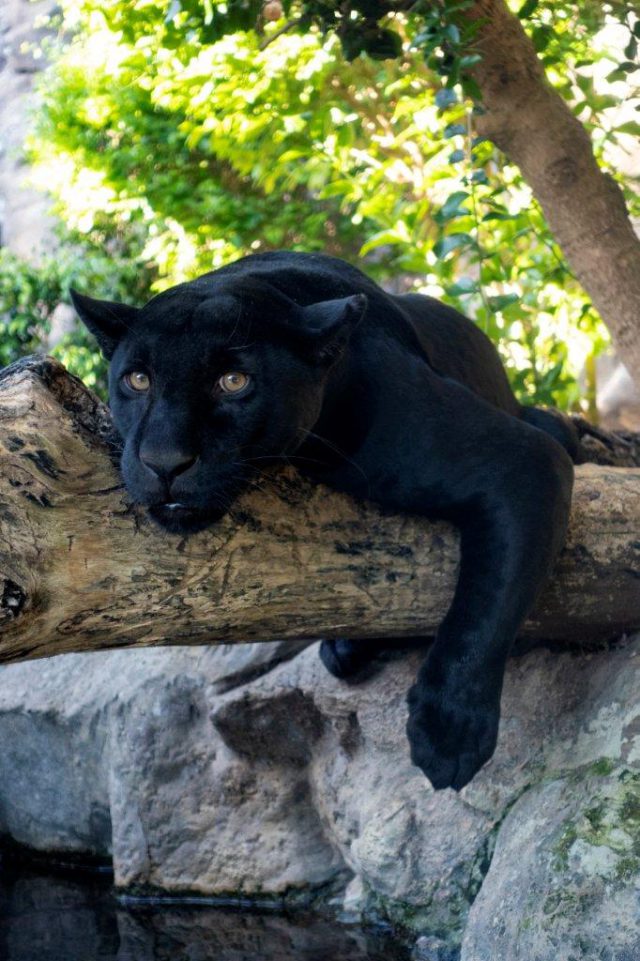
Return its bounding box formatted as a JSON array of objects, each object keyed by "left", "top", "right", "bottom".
[
  {"left": 0, "top": 641, "right": 307, "bottom": 858},
  {"left": 460, "top": 771, "right": 640, "bottom": 961},
  {"left": 597, "top": 354, "right": 640, "bottom": 431},
  {"left": 0, "top": 0, "right": 57, "bottom": 259},
  {"left": 1, "top": 634, "right": 640, "bottom": 958}
]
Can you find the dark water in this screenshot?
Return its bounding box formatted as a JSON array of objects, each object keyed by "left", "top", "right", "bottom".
[{"left": 0, "top": 863, "right": 410, "bottom": 961}]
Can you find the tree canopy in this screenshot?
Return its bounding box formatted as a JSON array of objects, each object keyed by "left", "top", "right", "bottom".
[{"left": 1, "top": 0, "right": 638, "bottom": 408}]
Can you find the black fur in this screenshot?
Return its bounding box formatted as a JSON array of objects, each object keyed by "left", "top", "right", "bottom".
[{"left": 71, "top": 251, "right": 575, "bottom": 791}]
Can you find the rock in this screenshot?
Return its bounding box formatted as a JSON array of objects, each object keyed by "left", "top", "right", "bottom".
[
  {"left": 0, "top": 641, "right": 307, "bottom": 857},
  {"left": 46, "top": 302, "right": 76, "bottom": 350},
  {"left": 597, "top": 354, "right": 640, "bottom": 431},
  {"left": 0, "top": 634, "right": 639, "bottom": 960},
  {"left": 460, "top": 770, "right": 640, "bottom": 961},
  {"left": 0, "top": 0, "right": 58, "bottom": 260},
  {"left": 413, "top": 935, "right": 460, "bottom": 961},
  {"left": 108, "top": 664, "right": 345, "bottom": 897}
]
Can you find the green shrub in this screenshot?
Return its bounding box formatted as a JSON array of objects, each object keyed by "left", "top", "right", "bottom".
[{"left": 12, "top": 0, "right": 636, "bottom": 408}]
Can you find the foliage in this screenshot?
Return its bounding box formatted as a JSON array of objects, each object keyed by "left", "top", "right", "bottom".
[
  {"left": 0, "top": 251, "right": 60, "bottom": 367},
  {"left": 0, "top": 237, "right": 155, "bottom": 395},
  {"left": 7, "top": 0, "right": 638, "bottom": 410}
]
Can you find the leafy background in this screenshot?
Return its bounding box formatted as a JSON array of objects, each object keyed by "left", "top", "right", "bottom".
[{"left": 1, "top": 0, "right": 638, "bottom": 408}]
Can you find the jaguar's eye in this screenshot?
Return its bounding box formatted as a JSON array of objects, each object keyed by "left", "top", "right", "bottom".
[
  {"left": 123, "top": 371, "right": 151, "bottom": 392},
  {"left": 218, "top": 371, "right": 250, "bottom": 395}
]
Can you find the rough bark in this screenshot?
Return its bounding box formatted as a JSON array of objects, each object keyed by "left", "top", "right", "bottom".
[
  {"left": 571, "top": 417, "right": 640, "bottom": 468},
  {"left": 465, "top": 0, "right": 640, "bottom": 385},
  {"left": 0, "top": 356, "right": 639, "bottom": 665}
]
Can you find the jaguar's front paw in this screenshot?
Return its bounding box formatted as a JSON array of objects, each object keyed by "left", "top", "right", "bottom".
[
  {"left": 406, "top": 679, "right": 500, "bottom": 791},
  {"left": 319, "top": 638, "right": 378, "bottom": 679}
]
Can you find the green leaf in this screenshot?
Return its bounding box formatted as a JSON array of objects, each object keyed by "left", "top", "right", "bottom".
[
  {"left": 532, "top": 25, "right": 552, "bottom": 52},
  {"left": 433, "top": 232, "right": 474, "bottom": 258},
  {"left": 446, "top": 276, "right": 478, "bottom": 295},
  {"left": 435, "top": 88, "right": 458, "bottom": 109},
  {"left": 319, "top": 179, "right": 353, "bottom": 199},
  {"left": 614, "top": 121, "right": 640, "bottom": 137},
  {"left": 460, "top": 75, "right": 482, "bottom": 101},
  {"left": 488, "top": 293, "right": 519, "bottom": 312},
  {"left": 518, "top": 0, "right": 539, "bottom": 17},
  {"left": 611, "top": 61, "right": 639, "bottom": 76},
  {"left": 445, "top": 24, "right": 460, "bottom": 45},
  {"left": 459, "top": 53, "right": 482, "bottom": 70},
  {"left": 360, "top": 229, "right": 409, "bottom": 255},
  {"left": 438, "top": 190, "right": 470, "bottom": 220},
  {"left": 449, "top": 148, "right": 465, "bottom": 163},
  {"left": 575, "top": 74, "right": 593, "bottom": 95}
]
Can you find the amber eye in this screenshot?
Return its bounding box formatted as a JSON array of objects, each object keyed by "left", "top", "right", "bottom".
[
  {"left": 123, "top": 371, "right": 150, "bottom": 392},
  {"left": 217, "top": 371, "right": 250, "bottom": 395}
]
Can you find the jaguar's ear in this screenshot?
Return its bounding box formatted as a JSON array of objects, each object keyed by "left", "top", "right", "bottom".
[
  {"left": 299, "top": 294, "right": 367, "bottom": 365},
  {"left": 70, "top": 289, "right": 141, "bottom": 360}
]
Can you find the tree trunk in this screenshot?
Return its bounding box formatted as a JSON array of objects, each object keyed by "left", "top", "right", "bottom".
[
  {"left": 465, "top": 0, "right": 640, "bottom": 385},
  {"left": 0, "top": 356, "right": 639, "bottom": 665}
]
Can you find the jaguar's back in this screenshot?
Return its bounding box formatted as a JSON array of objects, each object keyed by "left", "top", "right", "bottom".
[
  {"left": 202, "top": 251, "right": 520, "bottom": 414},
  {"left": 396, "top": 292, "right": 520, "bottom": 416}
]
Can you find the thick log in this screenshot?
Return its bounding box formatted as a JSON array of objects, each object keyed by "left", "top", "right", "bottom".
[{"left": 0, "top": 356, "right": 639, "bottom": 664}]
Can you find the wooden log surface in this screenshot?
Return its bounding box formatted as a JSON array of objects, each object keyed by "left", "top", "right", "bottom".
[{"left": 0, "top": 356, "right": 639, "bottom": 664}]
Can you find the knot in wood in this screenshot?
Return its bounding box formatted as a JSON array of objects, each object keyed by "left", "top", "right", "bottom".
[
  {"left": 1, "top": 577, "right": 26, "bottom": 620},
  {"left": 546, "top": 155, "right": 581, "bottom": 190}
]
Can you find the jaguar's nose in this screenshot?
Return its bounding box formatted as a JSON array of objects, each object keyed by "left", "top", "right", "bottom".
[{"left": 139, "top": 447, "right": 198, "bottom": 482}]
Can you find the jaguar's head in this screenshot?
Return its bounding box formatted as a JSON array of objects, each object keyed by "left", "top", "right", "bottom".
[{"left": 71, "top": 278, "right": 366, "bottom": 534}]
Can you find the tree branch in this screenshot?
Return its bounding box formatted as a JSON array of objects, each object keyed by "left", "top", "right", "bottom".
[{"left": 464, "top": 0, "right": 640, "bottom": 386}]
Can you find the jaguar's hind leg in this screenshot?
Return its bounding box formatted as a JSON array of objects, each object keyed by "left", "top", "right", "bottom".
[{"left": 320, "top": 637, "right": 401, "bottom": 679}]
